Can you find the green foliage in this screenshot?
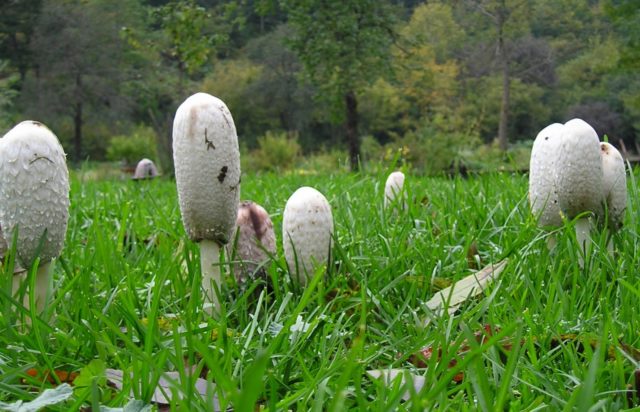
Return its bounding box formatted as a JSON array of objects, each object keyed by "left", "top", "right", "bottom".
[
  {"left": 389, "top": 118, "right": 481, "bottom": 175},
  {"left": 0, "top": 60, "right": 19, "bottom": 132},
  {"left": 285, "top": 0, "right": 396, "bottom": 120},
  {"left": 154, "top": 0, "right": 226, "bottom": 76},
  {"left": 3, "top": 170, "right": 640, "bottom": 409},
  {"left": 106, "top": 126, "right": 157, "bottom": 166},
  {"left": 247, "top": 130, "right": 301, "bottom": 172}
]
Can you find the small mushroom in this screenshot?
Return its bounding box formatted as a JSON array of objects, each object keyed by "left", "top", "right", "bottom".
[
  {"left": 230, "top": 201, "right": 276, "bottom": 284},
  {"left": 173, "top": 93, "right": 240, "bottom": 314},
  {"left": 132, "top": 158, "right": 159, "bottom": 180},
  {"left": 555, "top": 118, "right": 603, "bottom": 256},
  {"left": 600, "top": 142, "right": 627, "bottom": 252},
  {"left": 0, "top": 121, "right": 70, "bottom": 314},
  {"left": 282, "top": 186, "right": 333, "bottom": 286},
  {"left": 384, "top": 171, "right": 406, "bottom": 210},
  {"left": 529, "top": 123, "right": 564, "bottom": 228}
]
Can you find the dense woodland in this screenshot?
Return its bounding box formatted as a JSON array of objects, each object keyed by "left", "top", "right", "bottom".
[{"left": 0, "top": 0, "right": 638, "bottom": 174}]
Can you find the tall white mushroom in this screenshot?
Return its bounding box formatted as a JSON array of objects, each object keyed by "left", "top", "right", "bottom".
[
  {"left": 0, "top": 121, "right": 70, "bottom": 313},
  {"left": 384, "top": 171, "right": 406, "bottom": 210},
  {"left": 283, "top": 186, "right": 333, "bottom": 286},
  {"left": 173, "top": 93, "right": 240, "bottom": 314},
  {"left": 529, "top": 123, "right": 564, "bottom": 228},
  {"left": 555, "top": 118, "right": 603, "bottom": 255},
  {"left": 600, "top": 141, "right": 627, "bottom": 252},
  {"left": 230, "top": 201, "right": 276, "bottom": 283}
]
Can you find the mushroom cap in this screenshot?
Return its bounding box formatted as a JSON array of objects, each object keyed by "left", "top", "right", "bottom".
[
  {"left": 173, "top": 92, "right": 240, "bottom": 244},
  {"left": 282, "top": 186, "right": 333, "bottom": 285},
  {"left": 132, "top": 158, "right": 159, "bottom": 180},
  {"left": 529, "top": 123, "right": 564, "bottom": 227},
  {"left": 0, "top": 121, "right": 70, "bottom": 267},
  {"left": 384, "top": 171, "right": 405, "bottom": 208},
  {"left": 600, "top": 142, "right": 626, "bottom": 230},
  {"left": 231, "top": 201, "right": 276, "bottom": 282},
  {"left": 555, "top": 118, "right": 603, "bottom": 219}
]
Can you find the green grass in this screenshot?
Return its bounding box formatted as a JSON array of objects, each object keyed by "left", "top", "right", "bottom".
[{"left": 1, "top": 168, "right": 639, "bottom": 410}]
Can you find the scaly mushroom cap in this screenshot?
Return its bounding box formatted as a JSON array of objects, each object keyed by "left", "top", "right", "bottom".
[
  {"left": 0, "top": 121, "right": 70, "bottom": 267},
  {"left": 173, "top": 92, "right": 240, "bottom": 244},
  {"left": 283, "top": 186, "right": 333, "bottom": 285},
  {"left": 133, "top": 158, "right": 159, "bottom": 180},
  {"left": 529, "top": 123, "right": 564, "bottom": 227},
  {"left": 600, "top": 142, "right": 626, "bottom": 230},
  {"left": 384, "top": 171, "right": 405, "bottom": 209},
  {"left": 555, "top": 118, "right": 603, "bottom": 219},
  {"left": 231, "top": 201, "right": 276, "bottom": 282}
]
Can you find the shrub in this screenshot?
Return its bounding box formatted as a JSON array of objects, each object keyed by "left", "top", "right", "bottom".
[
  {"left": 106, "top": 125, "right": 157, "bottom": 166},
  {"left": 250, "top": 131, "right": 301, "bottom": 172}
]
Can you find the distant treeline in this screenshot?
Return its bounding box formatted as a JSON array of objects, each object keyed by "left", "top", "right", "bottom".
[{"left": 0, "top": 0, "right": 638, "bottom": 172}]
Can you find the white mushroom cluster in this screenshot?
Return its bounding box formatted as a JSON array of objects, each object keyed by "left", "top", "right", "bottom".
[
  {"left": 0, "top": 121, "right": 70, "bottom": 313},
  {"left": 173, "top": 92, "right": 240, "bottom": 314},
  {"left": 529, "top": 118, "right": 627, "bottom": 256},
  {"left": 283, "top": 186, "right": 333, "bottom": 286}
]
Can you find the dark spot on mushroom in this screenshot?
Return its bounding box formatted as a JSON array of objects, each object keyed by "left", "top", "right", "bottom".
[
  {"left": 31, "top": 121, "right": 43, "bottom": 127},
  {"left": 220, "top": 106, "right": 231, "bottom": 128},
  {"left": 544, "top": 136, "right": 549, "bottom": 141},
  {"left": 29, "top": 155, "right": 53, "bottom": 165},
  {"left": 229, "top": 176, "right": 241, "bottom": 191},
  {"left": 218, "top": 166, "right": 228, "bottom": 183},
  {"left": 204, "top": 128, "right": 215, "bottom": 150}
]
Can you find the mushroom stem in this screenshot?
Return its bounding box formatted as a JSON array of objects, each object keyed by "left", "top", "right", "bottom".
[
  {"left": 575, "top": 217, "right": 592, "bottom": 265},
  {"left": 199, "top": 239, "right": 221, "bottom": 315},
  {"left": 34, "top": 261, "right": 54, "bottom": 313}
]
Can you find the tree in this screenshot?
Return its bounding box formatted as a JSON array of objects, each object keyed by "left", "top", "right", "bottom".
[
  {"left": 285, "top": 0, "right": 397, "bottom": 171},
  {"left": 0, "top": 0, "right": 42, "bottom": 81},
  {"left": 22, "top": 0, "right": 135, "bottom": 163},
  {"left": 464, "top": 0, "right": 530, "bottom": 150}
]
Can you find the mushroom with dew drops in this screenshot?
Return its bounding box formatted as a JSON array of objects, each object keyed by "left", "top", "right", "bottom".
[
  {"left": 173, "top": 93, "right": 240, "bottom": 315},
  {"left": 384, "top": 171, "right": 406, "bottom": 210},
  {"left": 0, "top": 121, "right": 69, "bottom": 314},
  {"left": 230, "top": 201, "right": 276, "bottom": 284},
  {"left": 282, "top": 186, "right": 333, "bottom": 286}
]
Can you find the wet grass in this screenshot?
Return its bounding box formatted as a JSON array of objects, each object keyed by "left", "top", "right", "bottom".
[{"left": 1, "top": 168, "right": 639, "bottom": 410}]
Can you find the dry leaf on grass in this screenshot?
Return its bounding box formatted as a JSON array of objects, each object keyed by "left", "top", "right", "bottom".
[{"left": 424, "top": 259, "right": 507, "bottom": 326}]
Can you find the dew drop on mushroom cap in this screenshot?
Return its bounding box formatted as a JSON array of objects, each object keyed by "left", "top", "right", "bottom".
[{"left": 282, "top": 186, "right": 333, "bottom": 286}]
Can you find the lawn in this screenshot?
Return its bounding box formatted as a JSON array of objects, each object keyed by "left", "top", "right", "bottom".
[{"left": 1, "top": 168, "right": 639, "bottom": 411}]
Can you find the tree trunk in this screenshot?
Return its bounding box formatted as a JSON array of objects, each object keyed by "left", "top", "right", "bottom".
[
  {"left": 497, "top": 1, "right": 510, "bottom": 152},
  {"left": 345, "top": 90, "right": 360, "bottom": 171},
  {"left": 73, "top": 73, "right": 83, "bottom": 164}
]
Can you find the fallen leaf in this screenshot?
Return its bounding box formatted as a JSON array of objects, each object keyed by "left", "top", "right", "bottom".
[
  {"left": 424, "top": 259, "right": 507, "bottom": 326},
  {"left": 105, "top": 369, "right": 221, "bottom": 410},
  {"left": 366, "top": 369, "right": 425, "bottom": 401},
  {"left": 100, "top": 399, "right": 153, "bottom": 412},
  {"left": 0, "top": 383, "right": 73, "bottom": 411},
  {"left": 23, "top": 368, "right": 79, "bottom": 385}
]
